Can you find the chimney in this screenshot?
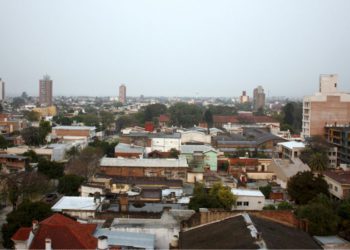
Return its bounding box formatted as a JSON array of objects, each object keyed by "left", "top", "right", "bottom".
[
  {"left": 45, "top": 238, "right": 52, "bottom": 250},
  {"left": 97, "top": 235, "right": 108, "bottom": 250},
  {"left": 32, "top": 220, "right": 39, "bottom": 232}
]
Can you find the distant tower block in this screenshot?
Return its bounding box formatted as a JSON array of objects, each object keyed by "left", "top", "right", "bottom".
[
  {"left": 0, "top": 78, "right": 5, "bottom": 101},
  {"left": 253, "top": 86, "right": 265, "bottom": 111},
  {"left": 119, "top": 84, "right": 126, "bottom": 104},
  {"left": 240, "top": 90, "right": 249, "bottom": 103},
  {"left": 39, "top": 75, "right": 53, "bottom": 106}
]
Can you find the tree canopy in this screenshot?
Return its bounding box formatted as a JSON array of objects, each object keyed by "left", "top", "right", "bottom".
[
  {"left": 37, "top": 158, "right": 65, "bottom": 179},
  {"left": 287, "top": 171, "right": 329, "bottom": 205},
  {"left": 58, "top": 174, "right": 85, "bottom": 196},
  {"left": 169, "top": 102, "right": 204, "bottom": 128},
  {"left": 300, "top": 136, "right": 330, "bottom": 172},
  {"left": 189, "top": 182, "right": 236, "bottom": 211},
  {"left": 1, "top": 201, "right": 52, "bottom": 248}
]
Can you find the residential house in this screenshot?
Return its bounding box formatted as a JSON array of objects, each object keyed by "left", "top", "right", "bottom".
[
  {"left": 268, "top": 158, "right": 310, "bottom": 189},
  {"left": 323, "top": 170, "right": 350, "bottom": 199},
  {"left": 158, "top": 114, "right": 170, "bottom": 127},
  {"left": 180, "top": 145, "right": 218, "bottom": 171},
  {"left": 0, "top": 154, "right": 28, "bottom": 173},
  {"left": 277, "top": 141, "right": 305, "bottom": 160},
  {"left": 149, "top": 132, "right": 181, "bottom": 152},
  {"left": 51, "top": 196, "right": 104, "bottom": 219},
  {"left": 231, "top": 189, "right": 265, "bottom": 211}
]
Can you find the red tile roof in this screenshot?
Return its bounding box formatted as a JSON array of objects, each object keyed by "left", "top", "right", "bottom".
[
  {"left": 12, "top": 213, "right": 97, "bottom": 249},
  {"left": 11, "top": 227, "right": 31, "bottom": 241},
  {"left": 229, "top": 158, "right": 259, "bottom": 166},
  {"left": 159, "top": 114, "right": 170, "bottom": 122},
  {"left": 213, "top": 115, "right": 239, "bottom": 124}
]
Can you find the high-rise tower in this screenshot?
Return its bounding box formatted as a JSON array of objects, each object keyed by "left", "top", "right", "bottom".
[
  {"left": 39, "top": 75, "right": 53, "bottom": 106},
  {"left": 253, "top": 86, "right": 265, "bottom": 111},
  {"left": 119, "top": 84, "right": 126, "bottom": 104},
  {"left": 0, "top": 78, "right": 5, "bottom": 101}
]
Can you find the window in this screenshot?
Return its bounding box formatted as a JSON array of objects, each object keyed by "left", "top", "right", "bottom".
[
  {"left": 243, "top": 202, "right": 249, "bottom": 206},
  {"left": 329, "top": 184, "right": 333, "bottom": 189},
  {"left": 236, "top": 201, "right": 242, "bottom": 206},
  {"left": 334, "top": 186, "right": 338, "bottom": 192}
]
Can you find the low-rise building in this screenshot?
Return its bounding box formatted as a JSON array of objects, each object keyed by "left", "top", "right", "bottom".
[
  {"left": 149, "top": 132, "right": 181, "bottom": 152},
  {"left": 323, "top": 170, "right": 350, "bottom": 199},
  {"left": 0, "top": 154, "right": 28, "bottom": 173},
  {"left": 51, "top": 125, "right": 96, "bottom": 141},
  {"left": 180, "top": 130, "right": 211, "bottom": 145},
  {"left": 114, "top": 143, "right": 144, "bottom": 158},
  {"left": 268, "top": 158, "right": 310, "bottom": 189},
  {"left": 180, "top": 145, "right": 218, "bottom": 171},
  {"left": 277, "top": 141, "right": 305, "bottom": 160},
  {"left": 231, "top": 189, "right": 265, "bottom": 211},
  {"left": 51, "top": 196, "right": 104, "bottom": 219},
  {"left": 100, "top": 157, "right": 189, "bottom": 182}
]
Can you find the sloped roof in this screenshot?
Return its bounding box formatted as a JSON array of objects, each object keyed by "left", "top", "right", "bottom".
[
  {"left": 100, "top": 157, "right": 188, "bottom": 168},
  {"left": 323, "top": 170, "right": 350, "bottom": 185},
  {"left": 213, "top": 115, "right": 239, "bottom": 124},
  {"left": 11, "top": 227, "right": 31, "bottom": 241},
  {"left": 52, "top": 196, "right": 104, "bottom": 212},
  {"left": 159, "top": 114, "right": 170, "bottom": 122},
  {"left": 180, "top": 145, "right": 217, "bottom": 154},
  {"left": 12, "top": 213, "right": 97, "bottom": 249},
  {"left": 115, "top": 143, "right": 145, "bottom": 154}
]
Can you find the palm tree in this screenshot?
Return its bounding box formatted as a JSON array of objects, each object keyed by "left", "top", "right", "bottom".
[{"left": 308, "top": 152, "right": 328, "bottom": 172}]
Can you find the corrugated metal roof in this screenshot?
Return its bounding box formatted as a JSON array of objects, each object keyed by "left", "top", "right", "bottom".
[
  {"left": 231, "top": 189, "right": 264, "bottom": 197},
  {"left": 180, "top": 145, "right": 217, "bottom": 154},
  {"left": 100, "top": 157, "right": 188, "bottom": 168},
  {"left": 53, "top": 125, "right": 96, "bottom": 131},
  {"left": 52, "top": 196, "right": 104, "bottom": 211},
  {"left": 94, "top": 228, "right": 155, "bottom": 250}
]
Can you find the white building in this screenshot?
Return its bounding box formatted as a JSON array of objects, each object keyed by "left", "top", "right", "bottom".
[
  {"left": 180, "top": 130, "right": 211, "bottom": 145},
  {"left": 231, "top": 189, "right": 265, "bottom": 211},
  {"left": 52, "top": 196, "right": 104, "bottom": 219},
  {"left": 277, "top": 141, "right": 305, "bottom": 160},
  {"left": 149, "top": 133, "right": 181, "bottom": 152}
]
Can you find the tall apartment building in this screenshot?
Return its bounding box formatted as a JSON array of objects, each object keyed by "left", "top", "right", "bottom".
[
  {"left": 39, "top": 75, "right": 53, "bottom": 106},
  {"left": 0, "top": 78, "right": 5, "bottom": 101},
  {"left": 239, "top": 91, "right": 249, "bottom": 103},
  {"left": 253, "top": 85, "right": 265, "bottom": 111},
  {"left": 325, "top": 125, "right": 350, "bottom": 166},
  {"left": 302, "top": 74, "right": 350, "bottom": 138},
  {"left": 119, "top": 84, "right": 126, "bottom": 104}
]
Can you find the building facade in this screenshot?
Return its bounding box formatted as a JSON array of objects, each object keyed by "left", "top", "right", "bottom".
[
  {"left": 239, "top": 91, "right": 249, "bottom": 103},
  {"left": 119, "top": 84, "right": 126, "bottom": 104},
  {"left": 325, "top": 125, "right": 350, "bottom": 165},
  {"left": 39, "top": 75, "right": 53, "bottom": 106},
  {"left": 253, "top": 85, "right": 265, "bottom": 112},
  {"left": 0, "top": 78, "right": 5, "bottom": 101},
  {"left": 302, "top": 74, "right": 350, "bottom": 138}
]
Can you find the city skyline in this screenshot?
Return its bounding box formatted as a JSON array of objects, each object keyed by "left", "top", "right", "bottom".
[{"left": 1, "top": 0, "right": 350, "bottom": 97}]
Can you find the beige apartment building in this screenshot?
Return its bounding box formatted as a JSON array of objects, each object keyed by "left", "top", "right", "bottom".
[{"left": 302, "top": 74, "right": 350, "bottom": 138}]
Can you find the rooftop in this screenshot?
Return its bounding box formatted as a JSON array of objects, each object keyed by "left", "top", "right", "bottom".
[
  {"left": 52, "top": 196, "right": 104, "bottom": 211},
  {"left": 180, "top": 145, "right": 217, "bottom": 154},
  {"left": 323, "top": 170, "right": 350, "bottom": 185},
  {"left": 231, "top": 189, "right": 264, "bottom": 197},
  {"left": 115, "top": 143, "right": 145, "bottom": 154},
  {"left": 100, "top": 157, "right": 188, "bottom": 168},
  {"left": 53, "top": 125, "right": 96, "bottom": 131},
  {"left": 94, "top": 228, "right": 155, "bottom": 250},
  {"left": 278, "top": 141, "right": 305, "bottom": 150}
]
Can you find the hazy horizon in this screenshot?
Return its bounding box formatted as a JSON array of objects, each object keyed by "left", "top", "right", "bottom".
[{"left": 1, "top": 0, "right": 350, "bottom": 97}]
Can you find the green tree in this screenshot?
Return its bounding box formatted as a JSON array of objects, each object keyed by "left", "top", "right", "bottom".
[
  {"left": 21, "top": 127, "right": 44, "bottom": 146},
  {"left": 277, "top": 201, "right": 293, "bottom": 210},
  {"left": 189, "top": 182, "right": 236, "bottom": 211},
  {"left": 281, "top": 102, "right": 302, "bottom": 133},
  {"left": 23, "top": 110, "right": 41, "bottom": 122},
  {"left": 169, "top": 102, "right": 204, "bottom": 128},
  {"left": 300, "top": 136, "right": 330, "bottom": 172},
  {"left": 37, "top": 158, "right": 64, "bottom": 179},
  {"left": 287, "top": 171, "right": 329, "bottom": 205},
  {"left": 338, "top": 199, "right": 350, "bottom": 240},
  {"left": 12, "top": 97, "right": 25, "bottom": 109},
  {"left": 22, "top": 150, "right": 41, "bottom": 163},
  {"left": 53, "top": 115, "right": 73, "bottom": 125},
  {"left": 208, "top": 105, "right": 237, "bottom": 115},
  {"left": 169, "top": 148, "right": 180, "bottom": 159},
  {"left": 259, "top": 185, "right": 272, "bottom": 199},
  {"left": 100, "top": 111, "right": 115, "bottom": 130},
  {"left": 1, "top": 201, "right": 52, "bottom": 248},
  {"left": 0, "top": 134, "right": 8, "bottom": 149},
  {"left": 58, "top": 174, "right": 85, "bottom": 196},
  {"left": 143, "top": 103, "right": 167, "bottom": 122},
  {"left": 296, "top": 194, "right": 339, "bottom": 235},
  {"left": 203, "top": 109, "right": 213, "bottom": 130}
]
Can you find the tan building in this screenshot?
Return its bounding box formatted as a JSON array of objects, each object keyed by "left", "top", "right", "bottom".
[
  {"left": 51, "top": 125, "right": 96, "bottom": 140},
  {"left": 302, "top": 74, "right": 350, "bottom": 138},
  {"left": 119, "top": 84, "right": 126, "bottom": 104},
  {"left": 323, "top": 170, "right": 350, "bottom": 200},
  {"left": 239, "top": 90, "right": 249, "bottom": 103},
  {"left": 99, "top": 157, "right": 188, "bottom": 182},
  {"left": 33, "top": 106, "right": 57, "bottom": 117},
  {"left": 39, "top": 75, "right": 53, "bottom": 106},
  {"left": 253, "top": 85, "right": 265, "bottom": 112},
  {"left": 0, "top": 78, "right": 5, "bottom": 101}
]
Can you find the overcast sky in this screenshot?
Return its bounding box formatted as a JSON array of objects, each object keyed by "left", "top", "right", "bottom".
[{"left": 1, "top": 0, "right": 350, "bottom": 98}]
